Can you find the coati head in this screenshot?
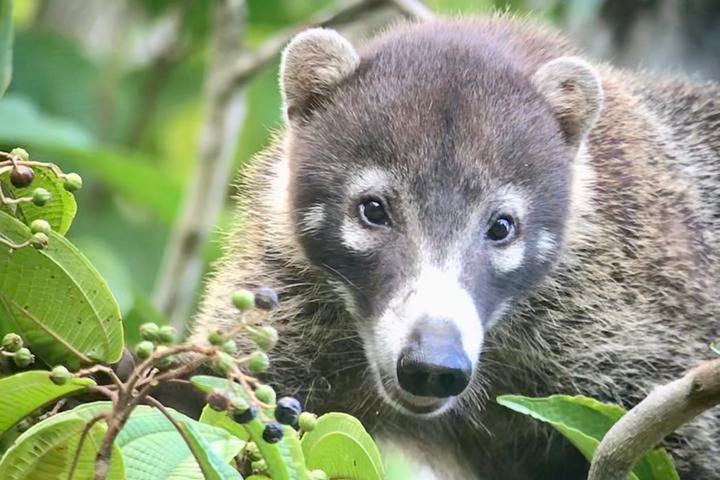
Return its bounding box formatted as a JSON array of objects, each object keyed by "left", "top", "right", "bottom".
[{"left": 278, "top": 24, "right": 603, "bottom": 416}]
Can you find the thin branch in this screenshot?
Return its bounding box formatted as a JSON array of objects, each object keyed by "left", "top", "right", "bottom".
[
  {"left": 152, "top": 0, "right": 249, "bottom": 329},
  {"left": 588, "top": 357, "right": 720, "bottom": 480},
  {"left": 214, "top": 0, "right": 386, "bottom": 96},
  {"left": 69, "top": 413, "right": 108, "bottom": 480},
  {"left": 387, "top": 0, "right": 434, "bottom": 20}
]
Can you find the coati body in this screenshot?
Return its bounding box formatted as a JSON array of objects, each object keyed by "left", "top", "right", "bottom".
[{"left": 192, "top": 16, "right": 720, "bottom": 479}]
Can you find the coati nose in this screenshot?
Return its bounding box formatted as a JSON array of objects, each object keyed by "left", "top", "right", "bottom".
[{"left": 396, "top": 320, "right": 472, "bottom": 398}]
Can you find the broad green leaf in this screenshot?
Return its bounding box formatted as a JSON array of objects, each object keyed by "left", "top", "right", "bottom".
[
  {"left": 75, "top": 402, "right": 244, "bottom": 480},
  {"left": 1, "top": 165, "right": 77, "bottom": 235},
  {"left": 0, "top": 211, "right": 123, "bottom": 368},
  {"left": 0, "top": 95, "right": 93, "bottom": 150},
  {"left": 0, "top": 0, "right": 12, "bottom": 97},
  {"left": 181, "top": 419, "right": 243, "bottom": 480},
  {"left": 200, "top": 405, "right": 250, "bottom": 441},
  {"left": 0, "top": 407, "right": 124, "bottom": 480},
  {"left": 0, "top": 370, "right": 95, "bottom": 435},
  {"left": 497, "top": 394, "right": 679, "bottom": 480},
  {"left": 300, "top": 413, "right": 384, "bottom": 480}
]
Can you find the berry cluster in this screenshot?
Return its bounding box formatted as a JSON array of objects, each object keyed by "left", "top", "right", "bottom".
[
  {"left": 1, "top": 333, "right": 35, "bottom": 368},
  {"left": 0, "top": 147, "right": 83, "bottom": 251}
]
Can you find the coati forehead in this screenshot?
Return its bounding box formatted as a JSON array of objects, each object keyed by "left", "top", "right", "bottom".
[{"left": 288, "top": 25, "right": 574, "bottom": 253}]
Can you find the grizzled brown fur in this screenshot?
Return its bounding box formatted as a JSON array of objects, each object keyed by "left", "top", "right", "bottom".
[{"left": 191, "top": 16, "right": 720, "bottom": 479}]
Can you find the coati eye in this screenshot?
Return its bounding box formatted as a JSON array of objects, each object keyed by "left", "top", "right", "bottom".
[
  {"left": 358, "top": 197, "right": 390, "bottom": 227},
  {"left": 487, "top": 215, "right": 515, "bottom": 242}
]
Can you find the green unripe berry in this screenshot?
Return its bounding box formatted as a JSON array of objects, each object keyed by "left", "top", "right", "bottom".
[
  {"left": 139, "top": 322, "right": 160, "bottom": 341},
  {"left": 30, "top": 232, "right": 49, "bottom": 249},
  {"left": 309, "top": 470, "right": 329, "bottom": 480},
  {"left": 298, "top": 412, "right": 318, "bottom": 432},
  {"left": 135, "top": 340, "right": 155, "bottom": 359},
  {"left": 13, "top": 347, "right": 34, "bottom": 368},
  {"left": 231, "top": 290, "right": 255, "bottom": 311},
  {"left": 221, "top": 339, "right": 237, "bottom": 354},
  {"left": 207, "top": 329, "right": 225, "bottom": 346},
  {"left": 30, "top": 219, "right": 52, "bottom": 235},
  {"left": 247, "top": 351, "right": 270, "bottom": 374},
  {"left": 254, "top": 384, "right": 276, "bottom": 404},
  {"left": 212, "top": 352, "right": 235, "bottom": 376},
  {"left": 9, "top": 165, "right": 34, "bottom": 188},
  {"left": 251, "top": 459, "right": 268, "bottom": 474},
  {"left": 156, "top": 354, "right": 173, "bottom": 370},
  {"left": 10, "top": 147, "right": 29, "bottom": 162},
  {"left": 157, "top": 325, "right": 175, "bottom": 345},
  {"left": 249, "top": 326, "right": 279, "bottom": 352},
  {"left": 63, "top": 173, "right": 83, "bottom": 192},
  {"left": 49, "top": 365, "right": 71, "bottom": 385},
  {"left": 2, "top": 333, "right": 23, "bottom": 352},
  {"left": 244, "top": 441, "right": 262, "bottom": 461},
  {"left": 32, "top": 188, "right": 51, "bottom": 206},
  {"left": 246, "top": 476, "right": 271, "bottom": 480}
]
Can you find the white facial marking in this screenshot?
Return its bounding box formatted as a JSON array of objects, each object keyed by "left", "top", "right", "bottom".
[
  {"left": 489, "top": 240, "right": 526, "bottom": 273},
  {"left": 340, "top": 167, "right": 391, "bottom": 253},
  {"left": 374, "top": 262, "right": 483, "bottom": 375},
  {"left": 535, "top": 229, "right": 557, "bottom": 261},
  {"left": 301, "top": 203, "right": 325, "bottom": 234},
  {"left": 487, "top": 184, "right": 529, "bottom": 273}
]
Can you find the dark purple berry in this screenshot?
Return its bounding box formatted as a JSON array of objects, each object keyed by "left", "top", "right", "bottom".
[
  {"left": 274, "top": 396, "right": 302, "bottom": 425},
  {"left": 232, "top": 405, "right": 258, "bottom": 424},
  {"left": 254, "top": 287, "right": 279, "bottom": 311},
  {"left": 262, "top": 422, "right": 284, "bottom": 443},
  {"left": 9, "top": 165, "right": 34, "bottom": 188}
]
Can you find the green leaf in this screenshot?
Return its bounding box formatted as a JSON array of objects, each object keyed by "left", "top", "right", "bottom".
[
  {"left": 75, "top": 402, "right": 244, "bottom": 480},
  {"left": 181, "top": 419, "right": 243, "bottom": 480},
  {"left": 0, "top": 0, "right": 13, "bottom": 98},
  {"left": 0, "top": 95, "right": 93, "bottom": 150},
  {"left": 300, "top": 413, "right": 384, "bottom": 480},
  {"left": 0, "top": 407, "right": 125, "bottom": 480},
  {"left": 1, "top": 164, "right": 77, "bottom": 235},
  {"left": 0, "top": 211, "right": 124, "bottom": 368},
  {"left": 0, "top": 370, "right": 95, "bottom": 435},
  {"left": 199, "top": 405, "right": 250, "bottom": 441},
  {"left": 497, "top": 394, "right": 679, "bottom": 480}
]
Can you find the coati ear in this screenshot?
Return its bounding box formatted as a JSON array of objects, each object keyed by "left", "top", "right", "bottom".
[
  {"left": 532, "top": 57, "right": 603, "bottom": 146},
  {"left": 280, "top": 28, "right": 359, "bottom": 121}
]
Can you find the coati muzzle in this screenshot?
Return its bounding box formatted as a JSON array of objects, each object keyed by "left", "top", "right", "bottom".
[{"left": 396, "top": 318, "right": 472, "bottom": 398}]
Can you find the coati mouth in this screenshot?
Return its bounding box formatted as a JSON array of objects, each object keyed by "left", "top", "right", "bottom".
[{"left": 377, "top": 377, "right": 458, "bottom": 417}]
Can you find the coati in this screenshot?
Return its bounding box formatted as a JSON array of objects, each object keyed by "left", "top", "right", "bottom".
[{"left": 191, "top": 16, "right": 720, "bottom": 480}]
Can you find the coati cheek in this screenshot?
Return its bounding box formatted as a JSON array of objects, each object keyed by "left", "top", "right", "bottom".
[
  {"left": 535, "top": 229, "right": 558, "bottom": 262},
  {"left": 300, "top": 203, "right": 326, "bottom": 234},
  {"left": 488, "top": 241, "right": 526, "bottom": 273}
]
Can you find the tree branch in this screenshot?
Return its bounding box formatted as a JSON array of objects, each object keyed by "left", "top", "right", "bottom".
[
  {"left": 152, "top": 0, "right": 248, "bottom": 328},
  {"left": 387, "top": 0, "right": 435, "bottom": 20},
  {"left": 588, "top": 357, "right": 720, "bottom": 480}
]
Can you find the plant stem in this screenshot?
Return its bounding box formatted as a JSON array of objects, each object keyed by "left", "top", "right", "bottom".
[{"left": 588, "top": 357, "right": 720, "bottom": 480}]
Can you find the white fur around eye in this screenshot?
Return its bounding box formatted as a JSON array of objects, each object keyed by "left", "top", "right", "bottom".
[{"left": 489, "top": 240, "right": 526, "bottom": 273}]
